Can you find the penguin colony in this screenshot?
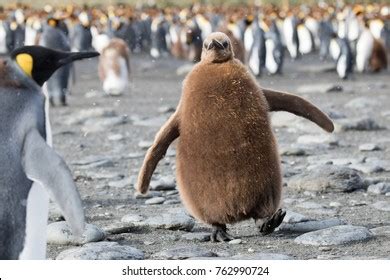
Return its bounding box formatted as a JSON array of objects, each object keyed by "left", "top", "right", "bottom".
[
  {"left": 0, "top": 2, "right": 387, "bottom": 259},
  {"left": 0, "top": 2, "right": 388, "bottom": 79}
]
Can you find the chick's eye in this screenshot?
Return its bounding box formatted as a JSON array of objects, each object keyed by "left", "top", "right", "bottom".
[{"left": 223, "top": 41, "right": 228, "bottom": 48}]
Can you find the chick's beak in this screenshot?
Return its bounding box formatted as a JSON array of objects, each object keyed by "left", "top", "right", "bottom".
[{"left": 207, "top": 39, "right": 224, "bottom": 50}]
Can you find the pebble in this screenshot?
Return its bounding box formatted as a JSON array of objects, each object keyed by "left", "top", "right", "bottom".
[
  {"left": 344, "top": 97, "right": 379, "bottom": 109},
  {"left": 369, "top": 226, "right": 390, "bottom": 237},
  {"left": 367, "top": 183, "right": 390, "bottom": 195},
  {"left": 229, "top": 239, "right": 242, "bottom": 245},
  {"left": 372, "top": 201, "right": 390, "bottom": 212},
  {"left": 133, "top": 115, "right": 167, "bottom": 127},
  {"left": 83, "top": 171, "right": 124, "bottom": 180},
  {"left": 108, "top": 178, "right": 134, "bottom": 189},
  {"left": 280, "top": 147, "right": 307, "bottom": 156},
  {"left": 288, "top": 165, "right": 365, "bottom": 193},
  {"left": 134, "top": 208, "right": 195, "bottom": 231},
  {"left": 158, "top": 106, "right": 175, "bottom": 114},
  {"left": 297, "top": 134, "right": 339, "bottom": 146},
  {"left": 108, "top": 134, "right": 124, "bottom": 141},
  {"left": 145, "top": 197, "right": 166, "bottom": 205},
  {"left": 359, "top": 143, "right": 381, "bottom": 151},
  {"left": 294, "top": 225, "right": 373, "bottom": 246},
  {"left": 48, "top": 203, "right": 64, "bottom": 222},
  {"left": 82, "top": 116, "right": 128, "bottom": 133},
  {"left": 72, "top": 156, "right": 115, "bottom": 169},
  {"left": 47, "top": 222, "right": 105, "bottom": 245},
  {"left": 104, "top": 223, "right": 137, "bottom": 234},
  {"left": 150, "top": 175, "right": 176, "bottom": 191},
  {"left": 56, "top": 242, "right": 144, "bottom": 260},
  {"left": 121, "top": 214, "right": 145, "bottom": 223},
  {"left": 231, "top": 253, "right": 293, "bottom": 260},
  {"left": 138, "top": 140, "right": 153, "bottom": 150},
  {"left": 182, "top": 232, "right": 211, "bottom": 242},
  {"left": 65, "top": 108, "right": 116, "bottom": 125},
  {"left": 297, "top": 201, "right": 324, "bottom": 209},
  {"left": 336, "top": 117, "right": 383, "bottom": 132},
  {"left": 329, "top": 202, "right": 342, "bottom": 208},
  {"left": 153, "top": 246, "right": 216, "bottom": 260},
  {"left": 279, "top": 218, "right": 345, "bottom": 233},
  {"left": 163, "top": 199, "right": 181, "bottom": 205},
  {"left": 283, "top": 211, "right": 310, "bottom": 223}
]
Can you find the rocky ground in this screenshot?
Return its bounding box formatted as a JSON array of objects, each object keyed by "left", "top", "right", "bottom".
[{"left": 46, "top": 53, "right": 390, "bottom": 260}]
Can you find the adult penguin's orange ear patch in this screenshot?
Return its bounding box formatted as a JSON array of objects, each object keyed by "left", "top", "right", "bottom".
[
  {"left": 15, "top": 54, "right": 33, "bottom": 77},
  {"left": 48, "top": 18, "right": 57, "bottom": 27}
]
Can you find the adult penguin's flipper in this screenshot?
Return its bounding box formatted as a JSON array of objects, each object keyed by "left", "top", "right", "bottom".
[
  {"left": 21, "top": 129, "right": 85, "bottom": 236},
  {"left": 262, "top": 88, "right": 334, "bottom": 132}
]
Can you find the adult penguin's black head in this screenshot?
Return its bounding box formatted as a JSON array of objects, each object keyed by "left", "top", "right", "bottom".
[{"left": 10, "top": 46, "right": 99, "bottom": 86}]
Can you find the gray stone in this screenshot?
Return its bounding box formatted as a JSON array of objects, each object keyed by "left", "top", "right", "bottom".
[
  {"left": 145, "top": 197, "right": 166, "bottom": 205},
  {"left": 350, "top": 163, "right": 384, "bottom": 174},
  {"left": 336, "top": 117, "right": 383, "bottom": 132},
  {"left": 345, "top": 97, "right": 379, "bottom": 109},
  {"left": 372, "top": 201, "right": 390, "bottom": 211},
  {"left": 83, "top": 171, "right": 124, "bottom": 180},
  {"left": 294, "top": 225, "right": 373, "bottom": 246},
  {"left": 65, "top": 108, "right": 116, "bottom": 125},
  {"left": 108, "top": 134, "right": 124, "bottom": 141},
  {"left": 72, "top": 156, "right": 115, "bottom": 169},
  {"left": 47, "top": 222, "right": 105, "bottom": 245},
  {"left": 134, "top": 208, "right": 195, "bottom": 231},
  {"left": 150, "top": 175, "right": 176, "bottom": 191},
  {"left": 158, "top": 106, "right": 175, "bottom": 114},
  {"left": 367, "top": 183, "right": 390, "bottom": 195},
  {"left": 163, "top": 199, "right": 181, "bottom": 205},
  {"left": 48, "top": 203, "right": 64, "bottom": 222},
  {"left": 288, "top": 165, "right": 365, "bottom": 193},
  {"left": 297, "top": 134, "right": 339, "bottom": 146},
  {"left": 231, "top": 253, "right": 293, "bottom": 260},
  {"left": 138, "top": 140, "right": 153, "bottom": 150},
  {"left": 182, "top": 232, "right": 211, "bottom": 242},
  {"left": 108, "top": 178, "right": 133, "bottom": 188},
  {"left": 153, "top": 246, "right": 216, "bottom": 260},
  {"left": 279, "top": 218, "right": 345, "bottom": 233},
  {"left": 56, "top": 242, "right": 144, "bottom": 260},
  {"left": 133, "top": 115, "right": 167, "bottom": 127},
  {"left": 121, "top": 214, "right": 145, "bottom": 223},
  {"left": 228, "top": 239, "right": 242, "bottom": 244},
  {"left": 280, "top": 147, "right": 307, "bottom": 156},
  {"left": 283, "top": 211, "right": 310, "bottom": 223},
  {"left": 370, "top": 226, "right": 390, "bottom": 237},
  {"left": 297, "top": 201, "right": 324, "bottom": 209},
  {"left": 104, "top": 223, "right": 137, "bottom": 234},
  {"left": 359, "top": 143, "right": 381, "bottom": 151},
  {"left": 82, "top": 116, "right": 128, "bottom": 133}
]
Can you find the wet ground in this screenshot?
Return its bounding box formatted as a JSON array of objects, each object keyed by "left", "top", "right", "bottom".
[{"left": 47, "top": 53, "right": 390, "bottom": 260}]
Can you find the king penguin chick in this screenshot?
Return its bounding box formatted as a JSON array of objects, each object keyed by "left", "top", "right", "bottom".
[
  {"left": 0, "top": 46, "right": 98, "bottom": 259},
  {"left": 137, "top": 32, "right": 334, "bottom": 242}
]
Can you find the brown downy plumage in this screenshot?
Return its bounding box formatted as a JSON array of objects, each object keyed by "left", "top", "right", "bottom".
[
  {"left": 370, "top": 39, "right": 387, "bottom": 72},
  {"left": 137, "top": 32, "right": 334, "bottom": 242}
]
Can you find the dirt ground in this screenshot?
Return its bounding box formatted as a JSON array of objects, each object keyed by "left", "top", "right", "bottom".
[{"left": 47, "top": 53, "right": 390, "bottom": 260}]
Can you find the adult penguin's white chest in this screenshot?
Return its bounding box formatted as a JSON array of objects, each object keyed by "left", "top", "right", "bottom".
[{"left": 18, "top": 87, "right": 52, "bottom": 260}]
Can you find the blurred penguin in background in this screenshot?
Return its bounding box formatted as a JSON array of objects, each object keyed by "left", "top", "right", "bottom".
[
  {"left": 5, "top": 9, "right": 25, "bottom": 52},
  {"left": 71, "top": 11, "right": 93, "bottom": 52},
  {"left": 98, "top": 38, "right": 130, "bottom": 96},
  {"left": 329, "top": 33, "right": 353, "bottom": 79},
  {"left": 244, "top": 15, "right": 266, "bottom": 76},
  {"left": 39, "top": 17, "right": 72, "bottom": 106}
]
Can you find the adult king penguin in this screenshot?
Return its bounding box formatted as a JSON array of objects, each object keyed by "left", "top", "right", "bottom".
[
  {"left": 137, "top": 32, "right": 334, "bottom": 242},
  {"left": 0, "top": 46, "right": 98, "bottom": 259}
]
